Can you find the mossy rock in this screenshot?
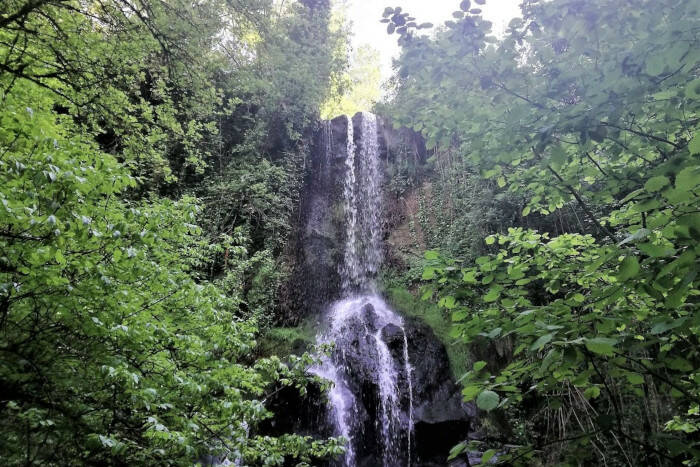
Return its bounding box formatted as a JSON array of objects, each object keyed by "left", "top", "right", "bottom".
[{"left": 385, "top": 286, "right": 471, "bottom": 380}]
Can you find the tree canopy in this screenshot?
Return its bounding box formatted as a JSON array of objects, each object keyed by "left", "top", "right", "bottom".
[
  {"left": 382, "top": 0, "right": 700, "bottom": 464},
  {"left": 1, "top": 0, "right": 344, "bottom": 464}
]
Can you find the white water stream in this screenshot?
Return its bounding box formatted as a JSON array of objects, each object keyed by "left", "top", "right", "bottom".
[{"left": 310, "top": 113, "right": 414, "bottom": 466}]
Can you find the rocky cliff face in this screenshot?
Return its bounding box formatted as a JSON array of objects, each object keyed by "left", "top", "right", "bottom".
[
  {"left": 283, "top": 115, "right": 426, "bottom": 321},
  {"left": 282, "top": 115, "right": 355, "bottom": 322}
]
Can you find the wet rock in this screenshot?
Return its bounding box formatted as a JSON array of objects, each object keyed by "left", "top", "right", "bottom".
[
  {"left": 280, "top": 114, "right": 393, "bottom": 323},
  {"left": 381, "top": 322, "right": 403, "bottom": 343},
  {"left": 403, "top": 318, "right": 469, "bottom": 423},
  {"left": 360, "top": 303, "right": 377, "bottom": 332},
  {"left": 281, "top": 117, "right": 352, "bottom": 321},
  {"left": 380, "top": 322, "right": 404, "bottom": 358},
  {"left": 403, "top": 317, "right": 476, "bottom": 465},
  {"left": 259, "top": 380, "right": 331, "bottom": 438}
]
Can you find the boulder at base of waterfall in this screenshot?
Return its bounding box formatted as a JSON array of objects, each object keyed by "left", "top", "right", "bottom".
[
  {"left": 404, "top": 317, "right": 477, "bottom": 465},
  {"left": 380, "top": 322, "right": 404, "bottom": 350},
  {"left": 378, "top": 316, "right": 478, "bottom": 465}
]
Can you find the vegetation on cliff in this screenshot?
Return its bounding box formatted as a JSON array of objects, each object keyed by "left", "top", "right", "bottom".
[
  {"left": 381, "top": 0, "right": 700, "bottom": 464},
  {"left": 0, "top": 0, "right": 346, "bottom": 464}
]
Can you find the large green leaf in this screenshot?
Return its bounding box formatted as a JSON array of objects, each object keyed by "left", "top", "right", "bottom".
[
  {"left": 644, "top": 176, "right": 670, "bottom": 192},
  {"left": 689, "top": 133, "right": 700, "bottom": 155},
  {"left": 676, "top": 166, "right": 700, "bottom": 191},
  {"left": 530, "top": 333, "right": 554, "bottom": 351},
  {"left": 584, "top": 337, "right": 618, "bottom": 356},
  {"left": 476, "top": 390, "right": 500, "bottom": 411},
  {"left": 617, "top": 256, "right": 640, "bottom": 281}
]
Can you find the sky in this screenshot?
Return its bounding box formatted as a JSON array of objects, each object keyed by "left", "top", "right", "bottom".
[{"left": 346, "top": 0, "right": 522, "bottom": 81}]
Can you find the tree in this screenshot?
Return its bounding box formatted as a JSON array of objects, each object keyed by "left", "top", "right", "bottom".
[
  {"left": 0, "top": 76, "right": 342, "bottom": 466},
  {"left": 1, "top": 0, "right": 345, "bottom": 464},
  {"left": 384, "top": 0, "right": 700, "bottom": 464}
]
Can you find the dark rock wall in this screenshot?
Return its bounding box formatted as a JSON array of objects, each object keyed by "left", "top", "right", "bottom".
[
  {"left": 282, "top": 114, "right": 422, "bottom": 323},
  {"left": 282, "top": 114, "right": 401, "bottom": 322},
  {"left": 281, "top": 116, "right": 351, "bottom": 323}
]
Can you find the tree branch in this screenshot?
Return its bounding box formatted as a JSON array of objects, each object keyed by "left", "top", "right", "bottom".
[{"left": 531, "top": 146, "right": 616, "bottom": 243}]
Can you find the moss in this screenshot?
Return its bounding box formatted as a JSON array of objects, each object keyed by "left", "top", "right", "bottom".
[
  {"left": 385, "top": 286, "right": 471, "bottom": 380},
  {"left": 257, "top": 320, "right": 317, "bottom": 358}
]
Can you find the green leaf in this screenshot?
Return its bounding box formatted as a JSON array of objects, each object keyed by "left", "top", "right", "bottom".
[
  {"left": 584, "top": 386, "right": 601, "bottom": 399},
  {"left": 657, "top": 250, "right": 696, "bottom": 279},
  {"left": 617, "top": 256, "right": 640, "bottom": 281},
  {"left": 676, "top": 166, "right": 700, "bottom": 191},
  {"left": 665, "top": 270, "right": 697, "bottom": 308},
  {"left": 619, "top": 188, "right": 645, "bottom": 204},
  {"left": 650, "top": 317, "right": 687, "bottom": 334},
  {"left": 626, "top": 373, "right": 644, "bottom": 385},
  {"left": 476, "top": 390, "right": 500, "bottom": 411},
  {"left": 55, "top": 250, "right": 66, "bottom": 265},
  {"left": 486, "top": 327, "right": 502, "bottom": 338},
  {"left": 448, "top": 442, "right": 467, "bottom": 461},
  {"left": 572, "top": 293, "right": 585, "bottom": 303},
  {"left": 668, "top": 358, "right": 693, "bottom": 372},
  {"left": 482, "top": 449, "right": 497, "bottom": 463},
  {"left": 689, "top": 133, "right": 700, "bottom": 155},
  {"left": 644, "top": 175, "right": 670, "bottom": 192},
  {"left": 439, "top": 295, "right": 456, "bottom": 309},
  {"left": 632, "top": 199, "right": 661, "bottom": 213},
  {"left": 530, "top": 333, "right": 554, "bottom": 351},
  {"left": 584, "top": 337, "right": 618, "bottom": 356},
  {"left": 462, "top": 270, "right": 477, "bottom": 283},
  {"left": 677, "top": 213, "right": 700, "bottom": 233},
  {"left": 638, "top": 242, "right": 675, "bottom": 258},
  {"left": 473, "top": 361, "right": 487, "bottom": 372},
  {"left": 424, "top": 250, "right": 439, "bottom": 260},
  {"left": 452, "top": 310, "right": 467, "bottom": 321},
  {"left": 483, "top": 287, "right": 501, "bottom": 302},
  {"left": 462, "top": 385, "right": 480, "bottom": 401}
]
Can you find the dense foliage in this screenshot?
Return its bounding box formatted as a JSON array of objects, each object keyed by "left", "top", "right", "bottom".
[
  {"left": 383, "top": 0, "right": 700, "bottom": 464},
  {"left": 1, "top": 0, "right": 344, "bottom": 464}
]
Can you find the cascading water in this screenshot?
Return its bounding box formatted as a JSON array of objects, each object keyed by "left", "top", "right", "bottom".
[{"left": 311, "top": 113, "right": 415, "bottom": 466}]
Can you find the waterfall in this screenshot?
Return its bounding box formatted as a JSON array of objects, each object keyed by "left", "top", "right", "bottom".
[
  {"left": 356, "top": 114, "right": 383, "bottom": 287},
  {"left": 311, "top": 113, "right": 415, "bottom": 466},
  {"left": 340, "top": 117, "right": 359, "bottom": 292}
]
